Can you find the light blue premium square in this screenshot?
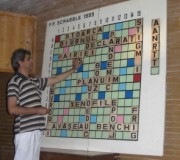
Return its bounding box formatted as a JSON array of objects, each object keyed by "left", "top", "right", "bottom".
[
  {"left": 151, "top": 67, "right": 159, "bottom": 75},
  {"left": 77, "top": 72, "right": 82, "bottom": 79},
  {"left": 59, "top": 102, "right": 64, "bottom": 108},
  {"left": 56, "top": 130, "right": 60, "bottom": 137}
]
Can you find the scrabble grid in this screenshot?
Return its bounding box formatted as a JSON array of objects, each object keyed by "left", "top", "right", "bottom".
[{"left": 45, "top": 18, "right": 143, "bottom": 140}]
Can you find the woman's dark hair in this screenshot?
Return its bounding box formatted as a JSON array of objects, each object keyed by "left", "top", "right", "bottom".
[{"left": 11, "top": 48, "right": 31, "bottom": 72}]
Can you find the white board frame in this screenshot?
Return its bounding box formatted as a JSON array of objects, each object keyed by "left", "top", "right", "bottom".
[{"left": 41, "top": 0, "right": 167, "bottom": 156}]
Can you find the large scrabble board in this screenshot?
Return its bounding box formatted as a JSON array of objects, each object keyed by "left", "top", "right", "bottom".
[{"left": 41, "top": 0, "right": 167, "bottom": 156}]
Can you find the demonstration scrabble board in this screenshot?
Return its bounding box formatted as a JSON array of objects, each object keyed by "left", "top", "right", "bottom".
[{"left": 41, "top": 0, "right": 167, "bottom": 156}]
